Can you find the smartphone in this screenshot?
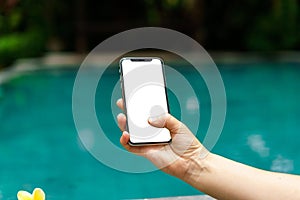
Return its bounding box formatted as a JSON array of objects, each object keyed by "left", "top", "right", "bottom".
[{"left": 119, "top": 57, "right": 172, "bottom": 146}]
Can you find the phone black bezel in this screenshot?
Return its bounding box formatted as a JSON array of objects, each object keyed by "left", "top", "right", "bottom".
[{"left": 119, "top": 57, "right": 172, "bottom": 146}]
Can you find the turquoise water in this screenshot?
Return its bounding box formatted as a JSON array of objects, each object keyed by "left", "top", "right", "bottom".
[{"left": 0, "top": 62, "right": 300, "bottom": 199}]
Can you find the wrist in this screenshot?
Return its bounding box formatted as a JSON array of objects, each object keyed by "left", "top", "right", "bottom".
[{"left": 182, "top": 150, "right": 213, "bottom": 189}]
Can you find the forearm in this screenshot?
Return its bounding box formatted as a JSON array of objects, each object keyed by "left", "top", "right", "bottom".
[{"left": 183, "top": 153, "right": 300, "bottom": 200}]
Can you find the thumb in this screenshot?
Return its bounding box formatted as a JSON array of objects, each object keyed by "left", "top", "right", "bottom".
[{"left": 148, "top": 113, "right": 181, "bottom": 132}]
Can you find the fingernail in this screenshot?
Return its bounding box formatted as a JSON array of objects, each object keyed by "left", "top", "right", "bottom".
[
  {"left": 117, "top": 113, "right": 125, "bottom": 118},
  {"left": 148, "top": 113, "right": 166, "bottom": 123},
  {"left": 148, "top": 117, "right": 155, "bottom": 123},
  {"left": 148, "top": 116, "right": 159, "bottom": 123}
]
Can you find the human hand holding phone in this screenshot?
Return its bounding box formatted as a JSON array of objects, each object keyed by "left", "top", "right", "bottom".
[{"left": 116, "top": 98, "right": 208, "bottom": 179}]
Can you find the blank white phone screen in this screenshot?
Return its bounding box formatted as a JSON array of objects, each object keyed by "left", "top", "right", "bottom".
[{"left": 121, "top": 58, "right": 171, "bottom": 144}]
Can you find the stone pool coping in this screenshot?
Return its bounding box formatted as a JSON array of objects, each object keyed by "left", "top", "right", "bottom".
[
  {"left": 6, "top": 51, "right": 300, "bottom": 70},
  {"left": 142, "top": 195, "right": 215, "bottom": 199},
  {"left": 2, "top": 51, "right": 300, "bottom": 84}
]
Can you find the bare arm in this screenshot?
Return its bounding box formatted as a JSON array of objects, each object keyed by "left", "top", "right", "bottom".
[{"left": 184, "top": 153, "right": 300, "bottom": 200}]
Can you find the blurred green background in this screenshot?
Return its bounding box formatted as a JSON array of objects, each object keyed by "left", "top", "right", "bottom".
[{"left": 0, "top": 0, "right": 299, "bottom": 67}]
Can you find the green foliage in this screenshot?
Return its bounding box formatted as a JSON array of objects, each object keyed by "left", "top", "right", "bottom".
[
  {"left": 0, "top": 0, "right": 299, "bottom": 63},
  {"left": 145, "top": 0, "right": 184, "bottom": 24},
  {"left": 246, "top": 0, "right": 300, "bottom": 50},
  {"left": 0, "top": 29, "right": 46, "bottom": 66},
  {"left": 0, "top": 0, "right": 47, "bottom": 67},
  {"left": 204, "top": 0, "right": 299, "bottom": 50}
]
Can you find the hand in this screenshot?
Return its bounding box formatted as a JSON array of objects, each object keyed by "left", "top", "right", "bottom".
[{"left": 116, "top": 98, "right": 209, "bottom": 179}]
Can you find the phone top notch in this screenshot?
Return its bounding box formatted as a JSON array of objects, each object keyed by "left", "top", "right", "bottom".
[{"left": 130, "top": 58, "right": 152, "bottom": 62}]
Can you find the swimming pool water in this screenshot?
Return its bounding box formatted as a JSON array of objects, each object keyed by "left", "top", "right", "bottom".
[{"left": 0, "top": 62, "right": 299, "bottom": 199}]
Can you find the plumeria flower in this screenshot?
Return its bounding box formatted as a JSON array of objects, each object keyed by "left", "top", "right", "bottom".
[{"left": 17, "top": 188, "right": 45, "bottom": 200}]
